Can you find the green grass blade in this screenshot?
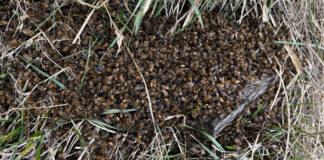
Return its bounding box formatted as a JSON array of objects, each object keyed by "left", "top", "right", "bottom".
[
  {"left": 134, "top": 0, "right": 147, "bottom": 34},
  {"left": 60, "top": 36, "right": 99, "bottom": 61},
  {"left": 189, "top": 0, "right": 204, "bottom": 28},
  {"left": 209, "top": 0, "right": 220, "bottom": 12},
  {"left": 0, "top": 126, "right": 22, "bottom": 143},
  {"left": 22, "top": 79, "right": 28, "bottom": 91},
  {"left": 99, "top": 0, "right": 142, "bottom": 62},
  {"left": 225, "top": 146, "right": 236, "bottom": 150},
  {"left": 35, "top": 0, "right": 68, "bottom": 32},
  {"left": 17, "top": 54, "right": 67, "bottom": 90},
  {"left": 156, "top": 124, "right": 169, "bottom": 159},
  {"left": 0, "top": 118, "right": 14, "bottom": 123},
  {"left": 134, "top": 14, "right": 144, "bottom": 35},
  {"left": 293, "top": 112, "right": 315, "bottom": 129},
  {"left": 35, "top": 134, "right": 44, "bottom": 160},
  {"left": 79, "top": 40, "right": 92, "bottom": 90},
  {"left": 185, "top": 125, "right": 225, "bottom": 152},
  {"left": 111, "top": 14, "right": 133, "bottom": 34},
  {"left": 144, "top": 153, "right": 182, "bottom": 159},
  {"left": 86, "top": 119, "right": 117, "bottom": 130},
  {"left": 190, "top": 134, "right": 220, "bottom": 159},
  {"left": 226, "top": 0, "right": 243, "bottom": 21},
  {"left": 101, "top": 108, "right": 137, "bottom": 114},
  {"left": 92, "top": 35, "right": 101, "bottom": 47},
  {"left": 58, "top": 50, "right": 88, "bottom": 61},
  {"left": 186, "top": 104, "right": 207, "bottom": 115},
  {"left": 155, "top": 0, "right": 165, "bottom": 17},
  {"left": 250, "top": 101, "right": 264, "bottom": 120},
  {"left": 17, "top": 131, "right": 41, "bottom": 160},
  {"left": 72, "top": 127, "right": 84, "bottom": 150},
  {"left": 17, "top": 142, "right": 37, "bottom": 160}
]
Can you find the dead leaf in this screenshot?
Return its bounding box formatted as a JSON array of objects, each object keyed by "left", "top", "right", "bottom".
[
  {"left": 284, "top": 44, "right": 302, "bottom": 72},
  {"left": 115, "top": 29, "right": 124, "bottom": 54}
]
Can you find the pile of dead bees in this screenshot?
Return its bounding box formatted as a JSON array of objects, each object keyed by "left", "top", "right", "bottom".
[{"left": 0, "top": 1, "right": 290, "bottom": 158}]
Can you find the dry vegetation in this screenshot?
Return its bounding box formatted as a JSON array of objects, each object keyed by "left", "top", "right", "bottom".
[{"left": 0, "top": 0, "right": 323, "bottom": 159}]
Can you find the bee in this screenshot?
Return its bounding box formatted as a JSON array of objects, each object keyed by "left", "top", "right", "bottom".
[
  {"left": 161, "top": 89, "right": 168, "bottom": 97},
  {"left": 203, "top": 95, "right": 211, "bottom": 102},
  {"left": 150, "top": 79, "right": 157, "bottom": 87},
  {"left": 216, "top": 83, "right": 224, "bottom": 88},
  {"left": 0, "top": 20, "right": 8, "bottom": 26},
  {"left": 181, "top": 96, "right": 188, "bottom": 103},
  {"left": 234, "top": 137, "right": 243, "bottom": 146}
]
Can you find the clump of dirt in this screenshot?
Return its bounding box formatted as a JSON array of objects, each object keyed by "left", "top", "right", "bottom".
[{"left": 0, "top": 1, "right": 293, "bottom": 159}]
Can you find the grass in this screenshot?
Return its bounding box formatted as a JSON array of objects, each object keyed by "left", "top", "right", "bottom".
[
  {"left": 79, "top": 41, "right": 92, "bottom": 90},
  {"left": 0, "top": 126, "right": 22, "bottom": 143},
  {"left": 1, "top": 0, "right": 323, "bottom": 159},
  {"left": 101, "top": 108, "right": 137, "bottom": 114},
  {"left": 35, "top": 0, "right": 68, "bottom": 32},
  {"left": 86, "top": 119, "right": 117, "bottom": 133},
  {"left": 186, "top": 104, "right": 207, "bottom": 115},
  {"left": 190, "top": 134, "right": 220, "bottom": 159},
  {"left": 79, "top": 35, "right": 100, "bottom": 90},
  {"left": 16, "top": 54, "right": 67, "bottom": 90},
  {"left": 226, "top": 0, "right": 244, "bottom": 21},
  {"left": 144, "top": 153, "right": 182, "bottom": 159},
  {"left": 185, "top": 124, "right": 225, "bottom": 152},
  {"left": 276, "top": 41, "right": 324, "bottom": 51},
  {"left": 189, "top": 0, "right": 204, "bottom": 29}
]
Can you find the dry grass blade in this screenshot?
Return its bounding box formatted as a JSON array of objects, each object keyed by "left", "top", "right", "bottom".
[
  {"left": 124, "top": 41, "right": 157, "bottom": 134},
  {"left": 77, "top": 138, "right": 95, "bottom": 160},
  {"left": 182, "top": 3, "right": 195, "bottom": 27},
  {"left": 72, "top": 1, "right": 102, "bottom": 44},
  {"left": 284, "top": 43, "right": 302, "bottom": 73},
  {"left": 144, "top": 153, "right": 182, "bottom": 159},
  {"left": 190, "top": 134, "right": 220, "bottom": 159},
  {"left": 185, "top": 125, "right": 225, "bottom": 152},
  {"left": 262, "top": 0, "right": 269, "bottom": 22},
  {"left": 188, "top": 0, "right": 204, "bottom": 29},
  {"left": 35, "top": 0, "right": 68, "bottom": 32},
  {"left": 101, "top": 108, "right": 137, "bottom": 114}
]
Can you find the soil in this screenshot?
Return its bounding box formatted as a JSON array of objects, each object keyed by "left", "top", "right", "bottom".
[{"left": 0, "top": 0, "right": 294, "bottom": 159}]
